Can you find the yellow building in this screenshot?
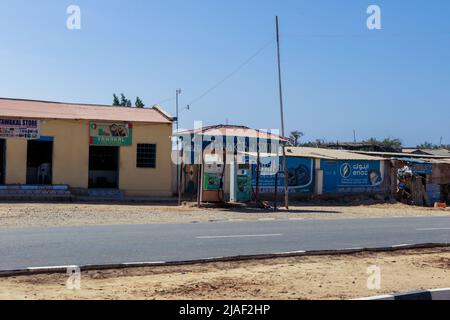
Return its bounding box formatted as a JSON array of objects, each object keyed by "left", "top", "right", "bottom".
[{"left": 0, "top": 98, "right": 173, "bottom": 197}]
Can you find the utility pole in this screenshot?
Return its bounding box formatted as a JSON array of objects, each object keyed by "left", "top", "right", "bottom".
[
  {"left": 176, "top": 89, "right": 182, "bottom": 206},
  {"left": 276, "top": 16, "right": 289, "bottom": 210}
]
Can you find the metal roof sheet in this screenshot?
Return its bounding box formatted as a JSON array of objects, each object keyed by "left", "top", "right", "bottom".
[
  {"left": 0, "top": 98, "right": 172, "bottom": 124},
  {"left": 284, "top": 147, "right": 385, "bottom": 160}
]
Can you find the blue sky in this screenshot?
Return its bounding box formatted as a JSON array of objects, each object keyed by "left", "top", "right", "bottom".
[{"left": 0, "top": 0, "right": 449, "bottom": 146}]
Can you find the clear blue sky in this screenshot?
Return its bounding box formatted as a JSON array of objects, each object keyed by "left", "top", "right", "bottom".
[{"left": 0, "top": 0, "right": 449, "bottom": 147}]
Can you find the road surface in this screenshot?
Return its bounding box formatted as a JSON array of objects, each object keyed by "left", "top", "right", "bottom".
[{"left": 1, "top": 216, "right": 450, "bottom": 271}]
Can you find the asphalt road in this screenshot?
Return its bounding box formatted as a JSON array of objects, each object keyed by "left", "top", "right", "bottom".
[{"left": 1, "top": 216, "right": 450, "bottom": 271}]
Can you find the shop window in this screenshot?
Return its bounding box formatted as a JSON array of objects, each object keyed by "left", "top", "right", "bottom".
[{"left": 137, "top": 144, "right": 156, "bottom": 168}]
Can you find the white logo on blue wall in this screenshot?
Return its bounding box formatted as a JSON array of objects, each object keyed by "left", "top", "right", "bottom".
[{"left": 340, "top": 163, "right": 352, "bottom": 178}]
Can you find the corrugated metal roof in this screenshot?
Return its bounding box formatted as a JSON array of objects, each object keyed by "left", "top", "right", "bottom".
[
  {"left": 284, "top": 147, "right": 385, "bottom": 160},
  {"left": 176, "top": 125, "right": 289, "bottom": 141},
  {"left": 427, "top": 159, "right": 450, "bottom": 165},
  {"left": 0, "top": 98, "right": 173, "bottom": 124},
  {"left": 419, "top": 149, "right": 450, "bottom": 157},
  {"left": 349, "top": 150, "right": 450, "bottom": 159}
]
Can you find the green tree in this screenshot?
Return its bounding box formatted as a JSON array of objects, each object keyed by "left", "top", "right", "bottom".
[
  {"left": 135, "top": 97, "right": 145, "bottom": 108},
  {"left": 364, "top": 137, "right": 402, "bottom": 150},
  {"left": 120, "top": 94, "right": 131, "bottom": 107},
  {"left": 112, "top": 94, "right": 120, "bottom": 106},
  {"left": 417, "top": 142, "right": 436, "bottom": 149},
  {"left": 289, "top": 131, "right": 304, "bottom": 147},
  {"left": 365, "top": 137, "right": 379, "bottom": 145},
  {"left": 381, "top": 138, "right": 402, "bottom": 149}
]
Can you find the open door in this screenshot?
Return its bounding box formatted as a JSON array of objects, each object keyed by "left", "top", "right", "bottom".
[
  {"left": 26, "top": 139, "right": 53, "bottom": 185},
  {"left": 89, "top": 146, "right": 119, "bottom": 189},
  {"left": 0, "top": 139, "right": 5, "bottom": 185}
]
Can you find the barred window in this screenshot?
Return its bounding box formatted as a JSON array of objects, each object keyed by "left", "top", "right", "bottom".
[{"left": 137, "top": 144, "right": 156, "bottom": 168}]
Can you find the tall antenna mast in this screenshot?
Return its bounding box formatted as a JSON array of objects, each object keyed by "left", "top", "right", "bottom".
[{"left": 276, "top": 16, "right": 289, "bottom": 210}]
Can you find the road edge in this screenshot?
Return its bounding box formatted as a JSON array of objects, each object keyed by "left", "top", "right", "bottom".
[
  {"left": 0, "top": 242, "right": 449, "bottom": 278},
  {"left": 356, "top": 288, "right": 450, "bottom": 300}
]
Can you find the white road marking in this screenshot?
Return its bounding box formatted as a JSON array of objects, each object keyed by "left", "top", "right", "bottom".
[
  {"left": 27, "top": 265, "right": 73, "bottom": 271},
  {"left": 122, "top": 261, "right": 166, "bottom": 266},
  {"left": 416, "top": 228, "right": 450, "bottom": 231},
  {"left": 196, "top": 234, "right": 283, "bottom": 239},
  {"left": 258, "top": 218, "right": 276, "bottom": 221},
  {"left": 274, "top": 250, "right": 306, "bottom": 255},
  {"left": 391, "top": 244, "right": 411, "bottom": 248}
]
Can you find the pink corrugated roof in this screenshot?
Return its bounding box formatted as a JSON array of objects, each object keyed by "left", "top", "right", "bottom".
[
  {"left": 0, "top": 98, "right": 172, "bottom": 123},
  {"left": 177, "top": 125, "right": 289, "bottom": 141}
]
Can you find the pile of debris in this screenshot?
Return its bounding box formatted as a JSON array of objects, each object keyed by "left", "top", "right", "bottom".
[{"left": 397, "top": 165, "right": 430, "bottom": 207}]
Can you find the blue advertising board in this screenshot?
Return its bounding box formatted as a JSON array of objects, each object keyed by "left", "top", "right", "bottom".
[
  {"left": 252, "top": 157, "right": 314, "bottom": 194},
  {"left": 321, "top": 160, "right": 384, "bottom": 193}
]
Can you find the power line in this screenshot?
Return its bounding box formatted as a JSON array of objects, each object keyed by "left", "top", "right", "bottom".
[
  {"left": 186, "top": 37, "right": 276, "bottom": 108},
  {"left": 153, "top": 97, "right": 175, "bottom": 106}
]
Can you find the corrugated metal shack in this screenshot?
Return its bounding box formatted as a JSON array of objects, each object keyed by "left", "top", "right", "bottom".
[
  {"left": 349, "top": 151, "right": 450, "bottom": 206},
  {"left": 253, "top": 147, "right": 392, "bottom": 200}
]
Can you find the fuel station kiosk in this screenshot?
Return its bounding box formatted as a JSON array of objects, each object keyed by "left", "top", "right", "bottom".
[{"left": 175, "top": 125, "right": 287, "bottom": 205}]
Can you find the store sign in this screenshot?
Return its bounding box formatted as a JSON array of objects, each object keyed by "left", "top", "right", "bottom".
[
  {"left": 0, "top": 119, "right": 40, "bottom": 139},
  {"left": 322, "top": 160, "right": 384, "bottom": 193},
  {"left": 89, "top": 122, "right": 133, "bottom": 146}
]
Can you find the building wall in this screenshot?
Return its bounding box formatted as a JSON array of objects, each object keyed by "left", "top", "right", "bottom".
[
  {"left": 321, "top": 159, "right": 390, "bottom": 194},
  {"left": 3, "top": 118, "right": 173, "bottom": 197},
  {"left": 249, "top": 157, "right": 390, "bottom": 196},
  {"left": 5, "top": 138, "right": 27, "bottom": 184},
  {"left": 251, "top": 156, "right": 315, "bottom": 194},
  {"left": 119, "top": 123, "right": 173, "bottom": 197},
  {"left": 42, "top": 120, "right": 90, "bottom": 188}
]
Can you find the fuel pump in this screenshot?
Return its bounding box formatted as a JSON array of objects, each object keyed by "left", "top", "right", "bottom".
[
  {"left": 202, "top": 153, "right": 224, "bottom": 202},
  {"left": 237, "top": 164, "right": 252, "bottom": 202}
]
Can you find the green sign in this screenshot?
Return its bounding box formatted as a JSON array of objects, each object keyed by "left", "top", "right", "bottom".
[
  {"left": 204, "top": 172, "right": 221, "bottom": 191},
  {"left": 90, "top": 122, "right": 133, "bottom": 146},
  {"left": 237, "top": 175, "right": 252, "bottom": 202}
]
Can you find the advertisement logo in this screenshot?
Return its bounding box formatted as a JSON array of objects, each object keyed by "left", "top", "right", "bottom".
[{"left": 340, "top": 163, "right": 352, "bottom": 178}]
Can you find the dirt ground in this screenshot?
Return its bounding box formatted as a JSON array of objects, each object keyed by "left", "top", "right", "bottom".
[
  {"left": 1, "top": 248, "right": 450, "bottom": 300},
  {"left": 0, "top": 202, "right": 448, "bottom": 228}
]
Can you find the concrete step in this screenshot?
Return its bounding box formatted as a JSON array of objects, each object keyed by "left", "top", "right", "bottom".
[
  {"left": 0, "top": 185, "right": 72, "bottom": 201},
  {"left": 86, "top": 189, "right": 125, "bottom": 200}
]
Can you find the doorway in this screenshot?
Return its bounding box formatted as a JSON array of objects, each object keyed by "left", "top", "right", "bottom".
[
  {"left": 0, "top": 139, "right": 5, "bottom": 184},
  {"left": 26, "top": 139, "right": 53, "bottom": 185},
  {"left": 89, "top": 146, "right": 119, "bottom": 189}
]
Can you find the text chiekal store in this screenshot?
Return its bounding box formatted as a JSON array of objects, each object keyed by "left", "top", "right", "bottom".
[{"left": 0, "top": 98, "right": 173, "bottom": 197}]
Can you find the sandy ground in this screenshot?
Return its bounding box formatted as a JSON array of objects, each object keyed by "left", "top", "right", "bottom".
[
  {"left": 0, "top": 202, "right": 448, "bottom": 228},
  {"left": 1, "top": 248, "right": 450, "bottom": 300}
]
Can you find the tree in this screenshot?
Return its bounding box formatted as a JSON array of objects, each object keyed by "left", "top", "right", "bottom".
[
  {"left": 365, "top": 137, "right": 379, "bottom": 145},
  {"left": 417, "top": 142, "right": 436, "bottom": 149},
  {"left": 289, "top": 131, "right": 304, "bottom": 147},
  {"left": 135, "top": 97, "right": 145, "bottom": 108},
  {"left": 381, "top": 138, "right": 402, "bottom": 149},
  {"left": 120, "top": 94, "right": 131, "bottom": 107},
  {"left": 112, "top": 94, "right": 120, "bottom": 106},
  {"left": 364, "top": 137, "right": 402, "bottom": 150},
  {"left": 113, "top": 93, "right": 144, "bottom": 108}
]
